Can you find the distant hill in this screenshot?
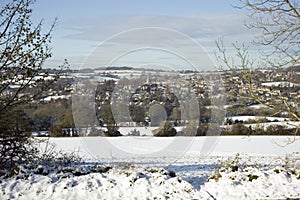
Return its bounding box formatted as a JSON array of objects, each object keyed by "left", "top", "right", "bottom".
[{"left": 106, "top": 66, "right": 133, "bottom": 70}]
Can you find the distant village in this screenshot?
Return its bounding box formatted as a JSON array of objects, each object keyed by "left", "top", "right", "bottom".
[{"left": 6, "top": 66, "right": 300, "bottom": 136}]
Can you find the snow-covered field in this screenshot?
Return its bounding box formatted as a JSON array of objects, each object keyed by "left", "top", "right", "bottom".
[
  {"left": 1, "top": 136, "right": 300, "bottom": 199},
  {"left": 229, "top": 116, "right": 290, "bottom": 122},
  {"left": 226, "top": 115, "right": 300, "bottom": 129}
]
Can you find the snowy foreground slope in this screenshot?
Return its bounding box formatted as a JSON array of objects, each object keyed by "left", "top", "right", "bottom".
[{"left": 1, "top": 136, "right": 300, "bottom": 200}]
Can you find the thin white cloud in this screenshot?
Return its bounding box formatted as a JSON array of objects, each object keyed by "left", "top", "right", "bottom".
[
  {"left": 54, "top": 14, "right": 259, "bottom": 69},
  {"left": 64, "top": 14, "right": 253, "bottom": 43}
]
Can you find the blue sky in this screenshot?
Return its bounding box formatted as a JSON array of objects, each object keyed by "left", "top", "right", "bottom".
[{"left": 30, "top": 0, "right": 255, "bottom": 70}]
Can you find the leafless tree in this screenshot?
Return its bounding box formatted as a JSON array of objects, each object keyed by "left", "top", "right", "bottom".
[
  {"left": 0, "top": 0, "right": 65, "bottom": 170},
  {"left": 216, "top": 0, "right": 300, "bottom": 137}
]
